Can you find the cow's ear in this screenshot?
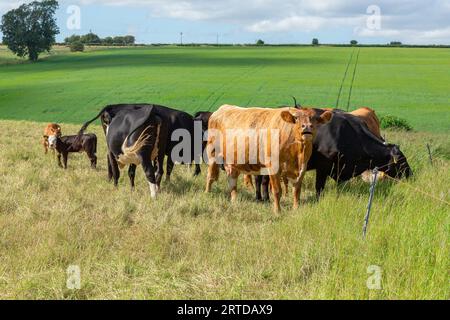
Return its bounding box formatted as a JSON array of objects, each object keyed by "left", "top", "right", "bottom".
[
  {"left": 281, "top": 111, "right": 296, "bottom": 124},
  {"left": 43, "top": 135, "right": 48, "bottom": 138},
  {"left": 318, "top": 111, "right": 333, "bottom": 124}
]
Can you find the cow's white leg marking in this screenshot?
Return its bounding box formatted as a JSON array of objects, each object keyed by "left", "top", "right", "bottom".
[{"left": 148, "top": 182, "right": 158, "bottom": 198}]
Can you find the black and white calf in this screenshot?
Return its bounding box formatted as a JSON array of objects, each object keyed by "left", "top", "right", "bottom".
[{"left": 52, "top": 134, "right": 98, "bottom": 169}]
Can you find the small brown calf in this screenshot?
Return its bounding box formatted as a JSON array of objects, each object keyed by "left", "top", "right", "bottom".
[{"left": 42, "top": 123, "right": 62, "bottom": 154}]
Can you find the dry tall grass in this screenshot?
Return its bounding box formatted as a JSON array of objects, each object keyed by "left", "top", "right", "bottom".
[{"left": 0, "top": 120, "right": 448, "bottom": 299}]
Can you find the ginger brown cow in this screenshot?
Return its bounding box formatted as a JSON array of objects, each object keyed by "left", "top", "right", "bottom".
[
  {"left": 251, "top": 106, "right": 384, "bottom": 201},
  {"left": 205, "top": 105, "right": 333, "bottom": 213},
  {"left": 42, "top": 123, "right": 62, "bottom": 154}
]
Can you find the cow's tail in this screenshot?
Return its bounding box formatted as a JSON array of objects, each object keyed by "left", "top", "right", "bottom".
[
  {"left": 116, "top": 106, "right": 158, "bottom": 169},
  {"left": 70, "top": 107, "right": 108, "bottom": 149},
  {"left": 117, "top": 125, "right": 152, "bottom": 168},
  {"left": 77, "top": 107, "right": 108, "bottom": 137}
]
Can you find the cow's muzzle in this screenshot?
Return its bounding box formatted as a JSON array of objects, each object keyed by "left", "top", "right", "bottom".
[{"left": 48, "top": 135, "right": 58, "bottom": 148}]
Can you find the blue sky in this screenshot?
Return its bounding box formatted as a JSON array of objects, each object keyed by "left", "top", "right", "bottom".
[{"left": 1, "top": 0, "right": 450, "bottom": 44}]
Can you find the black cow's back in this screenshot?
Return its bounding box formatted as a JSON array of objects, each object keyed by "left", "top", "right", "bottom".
[{"left": 101, "top": 104, "right": 199, "bottom": 163}]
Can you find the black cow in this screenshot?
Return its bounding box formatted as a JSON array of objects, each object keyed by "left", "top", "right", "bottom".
[
  {"left": 308, "top": 109, "right": 411, "bottom": 196},
  {"left": 193, "top": 111, "right": 213, "bottom": 132},
  {"left": 193, "top": 111, "right": 213, "bottom": 158},
  {"left": 77, "top": 104, "right": 204, "bottom": 194},
  {"left": 126, "top": 108, "right": 209, "bottom": 185},
  {"left": 124, "top": 105, "right": 204, "bottom": 184},
  {"left": 50, "top": 133, "right": 97, "bottom": 169},
  {"left": 78, "top": 105, "right": 167, "bottom": 197},
  {"left": 255, "top": 109, "right": 412, "bottom": 201}
]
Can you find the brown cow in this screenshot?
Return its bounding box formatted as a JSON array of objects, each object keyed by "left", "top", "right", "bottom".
[
  {"left": 205, "top": 105, "right": 333, "bottom": 213},
  {"left": 42, "top": 123, "right": 62, "bottom": 154},
  {"left": 247, "top": 106, "right": 384, "bottom": 200},
  {"left": 251, "top": 106, "right": 387, "bottom": 201}
]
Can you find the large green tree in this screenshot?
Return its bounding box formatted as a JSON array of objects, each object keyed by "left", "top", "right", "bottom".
[{"left": 1, "top": 0, "right": 59, "bottom": 61}]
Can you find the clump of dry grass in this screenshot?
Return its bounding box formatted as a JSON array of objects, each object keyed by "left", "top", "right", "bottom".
[{"left": 0, "top": 120, "right": 448, "bottom": 299}]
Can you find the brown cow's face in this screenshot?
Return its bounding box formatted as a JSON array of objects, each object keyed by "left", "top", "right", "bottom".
[
  {"left": 281, "top": 109, "right": 333, "bottom": 141},
  {"left": 44, "top": 124, "right": 62, "bottom": 149},
  {"left": 47, "top": 135, "right": 58, "bottom": 148}
]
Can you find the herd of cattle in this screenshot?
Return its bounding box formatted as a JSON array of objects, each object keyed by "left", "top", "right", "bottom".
[{"left": 42, "top": 102, "right": 412, "bottom": 213}]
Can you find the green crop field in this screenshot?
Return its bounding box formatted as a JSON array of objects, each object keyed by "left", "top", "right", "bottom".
[
  {"left": 0, "top": 45, "right": 449, "bottom": 299},
  {"left": 0, "top": 45, "right": 449, "bottom": 132}
]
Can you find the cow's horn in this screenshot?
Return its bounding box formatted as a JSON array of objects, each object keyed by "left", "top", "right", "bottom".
[{"left": 292, "top": 96, "right": 301, "bottom": 109}]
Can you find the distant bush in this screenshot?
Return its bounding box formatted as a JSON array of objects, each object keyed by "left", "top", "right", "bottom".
[
  {"left": 70, "top": 41, "right": 84, "bottom": 52},
  {"left": 312, "top": 38, "right": 319, "bottom": 46},
  {"left": 256, "top": 39, "right": 265, "bottom": 46},
  {"left": 350, "top": 40, "right": 358, "bottom": 46},
  {"left": 380, "top": 115, "right": 412, "bottom": 131}
]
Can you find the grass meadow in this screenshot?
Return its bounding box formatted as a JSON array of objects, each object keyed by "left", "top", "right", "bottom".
[
  {"left": 0, "top": 121, "right": 448, "bottom": 299},
  {"left": 0, "top": 46, "right": 449, "bottom": 299}
]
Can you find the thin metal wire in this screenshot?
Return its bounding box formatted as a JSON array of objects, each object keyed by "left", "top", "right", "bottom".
[
  {"left": 383, "top": 174, "right": 450, "bottom": 206},
  {"left": 346, "top": 48, "right": 361, "bottom": 111},
  {"left": 335, "top": 48, "right": 356, "bottom": 108}
]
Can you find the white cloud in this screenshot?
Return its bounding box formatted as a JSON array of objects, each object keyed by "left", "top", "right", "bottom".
[
  {"left": 247, "top": 16, "right": 324, "bottom": 33},
  {"left": 356, "top": 26, "right": 450, "bottom": 44},
  {"left": 247, "top": 15, "right": 366, "bottom": 33},
  {"left": 1, "top": 0, "right": 450, "bottom": 43},
  {"left": 76, "top": 0, "right": 450, "bottom": 43},
  {"left": 0, "top": 0, "right": 28, "bottom": 13}
]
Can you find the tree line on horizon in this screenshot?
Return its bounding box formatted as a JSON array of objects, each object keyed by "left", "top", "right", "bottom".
[
  {"left": 64, "top": 33, "right": 136, "bottom": 52},
  {"left": 64, "top": 33, "right": 136, "bottom": 46}
]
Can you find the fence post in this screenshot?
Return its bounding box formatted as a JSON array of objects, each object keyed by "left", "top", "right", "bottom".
[
  {"left": 363, "top": 167, "right": 378, "bottom": 239},
  {"left": 426, "top": 143, "right": 433, "bottom": 165}
]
